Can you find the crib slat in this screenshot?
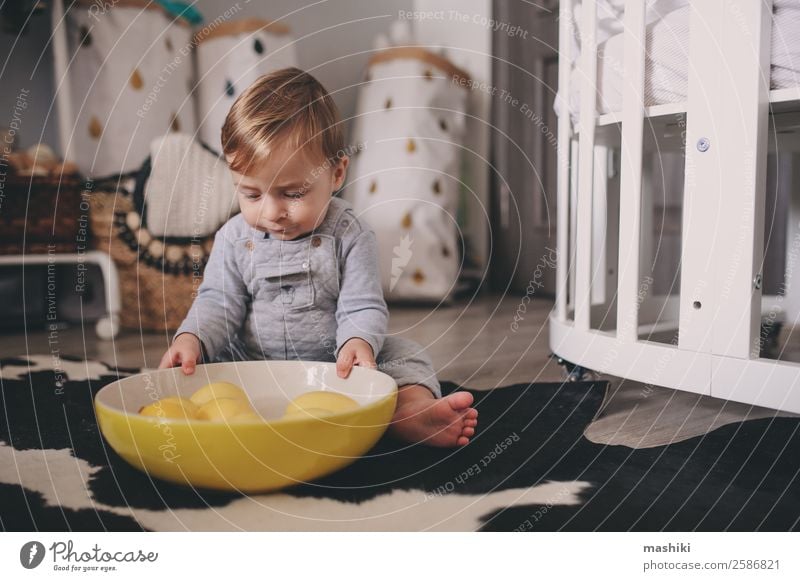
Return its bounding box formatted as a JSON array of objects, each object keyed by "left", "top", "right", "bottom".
[
  {"left": 555, "top": 0, "right": 573, "bottom": 322},
  {"left": 680, "top": 0, "right": 772, "bottom": 359},
  {"left": 615, "top": 0, "right": 647, "bottom": 342},
  {"left": 679, "top": 1, "right": 722, "bottom": 356},
  {"left": 592, "top": 146, "right": 610, "bottom": 306},
  {"left": 569, "top": 139, "right": 579, "bottom": 312},
  {"left": 711, "top": 0, "right": 772, "bottom": 360},
  {"left": 575, "top": 0, "right": 598, "bottom": 331}
]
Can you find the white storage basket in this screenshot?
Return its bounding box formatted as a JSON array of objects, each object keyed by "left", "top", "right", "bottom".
[
  {"left": 195, "top": 18, "right": 297, "bottom": 149},
  {"left": 345, "top": 47, "right": 469, "bottom": 302},
  {"left": 67, "top": 1, "right": 196, "bottom": 177}
]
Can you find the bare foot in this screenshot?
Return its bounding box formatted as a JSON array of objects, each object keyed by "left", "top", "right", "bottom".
[{"left": 388, "top": 385, "right": 479, "bottom": 447}]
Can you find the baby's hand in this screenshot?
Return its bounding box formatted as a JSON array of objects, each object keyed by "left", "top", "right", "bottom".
[
  {"left": 336, "top": 338, "right": 377, "bottom": 379},
  {"left": 158, "top": 333, "right": 202, "bottom": 375}
]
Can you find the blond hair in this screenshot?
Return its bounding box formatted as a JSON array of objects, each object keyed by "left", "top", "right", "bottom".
[{"left": 220, "top": 67, "right": 344, "bottom": 173}]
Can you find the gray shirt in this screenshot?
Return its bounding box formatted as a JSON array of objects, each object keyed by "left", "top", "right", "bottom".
[{"left": 176, "top": 196, "right": 389, "bottom": 362}]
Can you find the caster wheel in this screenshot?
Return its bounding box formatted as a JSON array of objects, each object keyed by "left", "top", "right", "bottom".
[
  {"left": 566, "top": 365, "right": 590, "bottom": 382},
  {"left": 552, "top": 354, "right": 593, "bottom": 382},
  {"left": 96, "top": 314, "right": 119, "bottom": 339}
]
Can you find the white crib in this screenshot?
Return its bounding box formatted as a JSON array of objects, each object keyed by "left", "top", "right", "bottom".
[{"left": 549, "top": 0, "right": 800, "bottom": 414}]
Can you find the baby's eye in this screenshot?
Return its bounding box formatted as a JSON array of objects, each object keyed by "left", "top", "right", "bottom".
[
  {"left": 284, "top": 191, "right": 304, "bottom": 200},
  {"left": 241, "top": 191, "right": 261, "bottom": 201}
]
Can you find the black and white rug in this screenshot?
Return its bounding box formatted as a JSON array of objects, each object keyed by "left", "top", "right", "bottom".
[{"left": 1, "top": 356, "right": 799, "bottom": 531}]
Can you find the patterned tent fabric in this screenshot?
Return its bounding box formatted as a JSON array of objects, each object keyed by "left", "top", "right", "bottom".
[
  {"left": 345, "top": 48, "right": 469, "bottom": 302},
  {"left": 67, "top": 3, "right": 196, "bottom": 177},
  {"left": 195, "top": 19, "right": 298, "bottom": 149}
]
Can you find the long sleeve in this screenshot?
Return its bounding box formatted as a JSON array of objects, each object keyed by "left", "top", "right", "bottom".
[
  {"left": 335, "top": 228, "right": 389, "bottom": 357},
  {"left": 174, "top": 222, "right": 249, "bottom": 361}
]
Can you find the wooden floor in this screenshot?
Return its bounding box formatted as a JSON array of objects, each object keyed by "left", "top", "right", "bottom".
[{"left": 1, "top": 292, "right": 795, "bottom": 449}]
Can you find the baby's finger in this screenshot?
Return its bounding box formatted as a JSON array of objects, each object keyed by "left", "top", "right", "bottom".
[
  {"left": 336, "top": 349, "right": 355, "bottom": 378},
  {"left": 157, "top": 352, "right": 168, "bottom": 370},
  {"left": 157, "top": 350, "right": 174, "bottom": 370},
  {"left": 179, "top": 350, "right": 196, "bottom": 375},
  {"left": 356, "top": 355, "right": 378, "bottom": 370}
]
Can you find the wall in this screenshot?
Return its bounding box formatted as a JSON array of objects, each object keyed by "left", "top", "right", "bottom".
[{"left": 0, "top": 11, "right": 59, "bottom": 151}]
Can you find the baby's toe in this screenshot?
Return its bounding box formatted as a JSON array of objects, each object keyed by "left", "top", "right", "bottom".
[
  {"left": 465, "top": 418, "right": 478, "bottom": 428},
  {"left": 446, "top": 391, "right": 474, "bottom": 412},
  {"left": 457, "top": 435, "right": 470, "bottom": 446},
  {"left": 464, "top": 408, "right": 478, "bottom": 420},
  {"left": 462, "top": 426, "right": 475, "bottom": 437}
]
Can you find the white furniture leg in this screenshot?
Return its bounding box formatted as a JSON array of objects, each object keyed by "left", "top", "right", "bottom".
[{"left": 0, "top": 251, "right": 121, "bottom": 339}]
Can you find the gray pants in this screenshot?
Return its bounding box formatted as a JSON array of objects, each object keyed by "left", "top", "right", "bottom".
[{"left": 215, "top": 335, "right": 441, "bottom": 398}]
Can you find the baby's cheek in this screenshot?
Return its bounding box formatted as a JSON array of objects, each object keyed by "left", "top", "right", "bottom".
[
  {"left": 238, "top": 207, "right": 249, "bottom": 224},
  {"left": 295, "top": 207, "right": 321, "bottom": 230},
  {"left": 238, "top": 205, "right": 256, "bottom": 226}
]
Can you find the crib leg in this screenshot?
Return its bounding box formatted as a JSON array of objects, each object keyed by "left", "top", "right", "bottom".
[{"left": 552, "top": 354, "right": 594, "bottom": 382}]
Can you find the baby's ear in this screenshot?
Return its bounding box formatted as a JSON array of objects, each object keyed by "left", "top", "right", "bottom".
[{"left": 332, "top": 155, "right": 349, "bottom": 189}]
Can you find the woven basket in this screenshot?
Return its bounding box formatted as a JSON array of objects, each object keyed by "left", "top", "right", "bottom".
[
  {"left": 89, "top": 185, "right": 214, "bottom": 333},
  {"left": 0, "top": 172, "right": 90, "bottom": 254}
]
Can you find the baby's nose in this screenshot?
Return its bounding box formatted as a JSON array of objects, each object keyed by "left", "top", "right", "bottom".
[{"left": 261, "top": 199, "right": 286, "bottom": 222}]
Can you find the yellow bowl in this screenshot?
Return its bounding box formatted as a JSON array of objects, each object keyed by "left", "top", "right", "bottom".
[{"left": 94, "top": 361, "right": 397, "bottom": 493}]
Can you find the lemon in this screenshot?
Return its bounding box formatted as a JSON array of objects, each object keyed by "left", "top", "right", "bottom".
[
  {"left": 196, "top": 397, "right": 254, "bottom": 421},
  {"left": 231, "top": 411, "right": 266, "bottom": 422},
  {"left": 283, "top": 391, "right": 359, "bottom": 418},
  {"left": 283, "top": 407, "right": 335, "bottom": 419},
  {"left": 190, "top": 382, "right": 248, "bottom": 407},
  {"left": 139, "top": 397, "right": 199, "bottom": 419}
]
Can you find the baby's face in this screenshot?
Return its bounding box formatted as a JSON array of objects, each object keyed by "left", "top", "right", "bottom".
[{"left": 229, "top": 144, "right": 348, "bottom": 241}]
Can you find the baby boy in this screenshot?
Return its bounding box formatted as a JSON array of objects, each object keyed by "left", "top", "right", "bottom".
[{"left": 159, "top": 67, "right": 477, "bottom": 447}]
